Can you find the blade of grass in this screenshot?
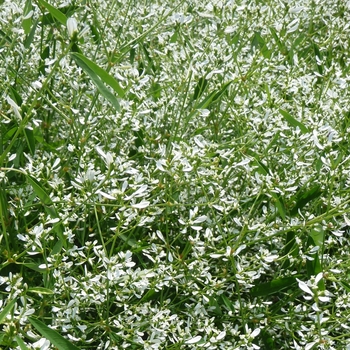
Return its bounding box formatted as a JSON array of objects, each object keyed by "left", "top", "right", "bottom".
[
  {"left": 280, "top": 109, "right": 309, "bottom": 134},
  {"left": 193, "top": 76, "right": 208, "bottom": 101},
  {"left": 0, "top": 298, "right": 16, "bottom": 324},
  {"left": 70, "top": 52, "right": 125, "bottom": 97},
  {"left": 22, "top": 0, "right": 33, "bottom": 35},
  {"left": 25, "top": 175, "right": 66, "bottom": 247},
  {"left": 28, "top": 287, "right": 54, "bottom": 295},
  {"left": 24, "top": 18, "right": 38, "bottom": 49},
  {"left": 28, "top": 317, "right": 80, "bottom": 350},
  {"left": 251, "top": 276, "right": 300, "bottom": 297},
  {"left": 270, "top": 192, "right": 286, "bottom": 220},
  {"left": 15, "top": 335, "right": 31, "bottom": 350},
  {"left": 71, "top": 53, "right": 121, "bottom": 111},
  {"left": 290, "top": 184, "right": 322, "bottom": 216},
  {"left": 37, "top": 0, "right": 67, "bottom": 25}
]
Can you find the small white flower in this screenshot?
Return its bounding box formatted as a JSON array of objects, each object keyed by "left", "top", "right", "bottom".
[
  {"left": 297, "top": 278, "right": 314, "bottom": 296},
  {"left": 6, "top": 96, "right": 21, "bottom": 120},
  {"left": 67, "top": 17, "right": 78, "bottom": 39},
  {"left": 185, "top": 335, "right": 202, "bottom": 344}
]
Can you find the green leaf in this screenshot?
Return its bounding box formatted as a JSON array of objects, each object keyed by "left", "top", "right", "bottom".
[
  {"left": 119, "top": 233, "right": 138, "bottom": 248},
  {"left": 269, "top": 26, "right": 286, "bottom": 54},
  {"left": 9, "top": 86, "right": 23, "bottom": 106},
  {"left": 37, "top": 0, "right": 67, "bottom": 25},
  {"left": 28, "top": 317, "right": 80, "bottom": 350},
  {"left": 251, "top": 277, "right": 299, "bottom": 297},
  {"left": 251, "top": 32, "right": 271, "bottom": 59},
  {"left": 261, "top": 329, "right": 275, "bottom": 348},
  {"left": 0, "top": 298, "right": 16, "bottom": 324},
  {"left": 26, "top": 175, "right": 52, "bottom": 206},
  {"left": 71, "top": 52, "right": 125, "bottom": 97},
  {"left": 313, "top": 43, "right": 323, "bottom": 75},
  {"left": 279, "top": 109, "right": 309, "bottom": 134},
  {"left": 306, "top": 227, "right": 325, "bottom": 289},
  {"left": 211, "top": 80, "right": 232, "bottom": 103},
  {"left": 189, "top": 80, "right": 232, "bottom": 119},
  {"left": 208, "top": 295, "right": 222, "bottom": 316},
  {"left": 25, "top": 175, "right": 65, "bottom": 247},
  {"left": 281, "top": 230, "right": 298, "bottom": 270},
  {"left": 71, "top": 54, "right": 121, "bottom": 111},
  {"left": 0, "top": 29, "right": 12, "bottom": 43},
  {"left": 220, "top": 294, "right": 234, "bottom": 312},
  {"left": 18, "top": 262, "right": 47, "bottom": 273},
  {"left": 24, "top": 128, "right": 35, "bottom": 155},
  {"left": 309, "top": 224, "right": 325, "bottom": 248},
  {"left": 22, "top": 0, "right": 32, "bottom": 35},
  {"left": 24, "top": 18, "right": 38, "bottom": 48},
  {"left": 142, "top": 43, "right": 157, "bottom": 73},
  {"left": 15, "top": 335, "right": 31, "bottom": 350},
  {"left": 270, "top": 192, "right": 286, "bottom": 220},
  {"left": 290, "top": 185, "right": 322, "bottom": 216},
  {"left": 90, "top": 24, "right": 100, "bottom": 44},
  {"left": 28, "top": 287, "right": 54, "bottom": 295},
  {"left": 339, "top": 280, "right": 350, "bottom": 293},
  {"left": 193, "top": 76, "right": 208, "bottom": 101}
]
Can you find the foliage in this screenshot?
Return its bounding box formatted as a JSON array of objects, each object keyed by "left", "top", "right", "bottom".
[{"left": 1, "top": 0, "right": 350, "bottom": 349}]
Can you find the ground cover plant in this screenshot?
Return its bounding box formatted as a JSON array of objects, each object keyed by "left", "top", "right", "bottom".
[{"left": 1, "top": 0, "right": 350, "bottom": 349}]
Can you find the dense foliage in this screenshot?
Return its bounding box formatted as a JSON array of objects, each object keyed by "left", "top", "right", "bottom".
[{"left": 1, "top": 0, "right": 350, "bottom": 349}]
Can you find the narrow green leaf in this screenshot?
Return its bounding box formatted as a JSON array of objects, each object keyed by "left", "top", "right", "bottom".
[
  {"left": 24, "top": 128, "right": 35, "bottom": 155},
  {"left": 251, "top": 32, "right": 271, "bottom": 59},
  {"left": 269, "top": 26, "right": 285, "bottom": 53},
  {"left": 306, "top": 232, "right": 325, "bottom": 289},
  {"left": 211, "top": 80, "right": 232, "bottom": 103},
  {"left": 119, "top": 233, "right": 138, "bottom": 248},
  {"left": 25, "top": 175, "right": 65, "bottom": 247},
  {"left": 339, "top": 280, "right": 350, "bottom": 293},
  {"left": 90, "top": 24, "right": 100, "bottom": 44},
  {"left": 142, "top": 43, "right": 157, "bottom": 73},
  {"left": 309, "top": 224, "right": 325, "bottom": 248},
  {"left": 190, "top": 80, "right": 232, "bottom": 119},
  {"left": 51, "top": 240, "right": 63, "bottom": 255},
  {"left": 208, "top": 295, "right": 222, "bottom": 316},
  {"left": 170, "top": 29, "right": 178, "bottom": 43},
  {"left": 18, "top": 262, "right": 47, "bottom": 273},
  {"left": 283, "top": 231, "right": 297, "bottom": 257},
  {"left": 28, "top": 287, "right": 54, "bottom": 295},
  {"left": 270, "top": 192, "right": 286, "bottom": 220},
  {"left": 22, "top": 0, "right": 32, "bottom": 35},
  {"left": 220, "top": 294, "right": 234, "bottom": 312},
  {"left": 71, "top": 54, "right": 121, "bottom": 111},
  {"left": 9, "top": 86, "right": 23, "bottom": 106},
  {"left": 261, "top": 329, "right": 275, "bottom": 348},
  {"left": 193, "top": 76, "right": 208, "bottom": 101},
  {"left": 306, "top": 250, "right": 323, "bottom": 283},
  {"left": 0, "top": 298, "right": 16, "bottom": 324},
  {"left": 37, "top": 0, "right": 67, "bottom": 25},
  {"left": 279, "top": 109, "right": 309, "bottom": 134},
  {"left": 15, "top": 335, "right": 31, "bottom": 350},
  {"left": 28, "top": 317, "right": 80, "bottom": 350},
  {"left": 71, "top": 52, "right": 125, "bottom": 97},
  {"left": 26, "top": 175, "right": 52, "bottom": 206},
  {"left": 0, "top": 29, "right": 12, "bottom": 43},
  {"left": 313, "top": 43, "right": 323, "bottom": 75},
  {"left": 290, "top": 185, "right": 322, "bottom": 216},
  {"left": 24, "top": 18, "right": 38, "bottom": 48},
  {"left": 251, "top": 277, "right": 298, "bottom": 297}
]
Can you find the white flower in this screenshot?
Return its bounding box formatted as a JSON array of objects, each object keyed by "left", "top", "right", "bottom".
[
  {"left": 6, "top": 96, "right": 21, "bottom": 120},
  {"left": 67, "top": 17, "right": 78, "bottom": 39}
]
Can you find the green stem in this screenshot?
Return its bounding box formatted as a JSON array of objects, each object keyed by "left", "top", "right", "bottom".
[{"left": 0, "top": 41, "right": 74, "bottom": 166}]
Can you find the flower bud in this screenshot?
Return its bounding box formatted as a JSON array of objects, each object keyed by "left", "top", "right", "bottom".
[{"left": 67, "top": 17, "right": 78, "bottom": 39}]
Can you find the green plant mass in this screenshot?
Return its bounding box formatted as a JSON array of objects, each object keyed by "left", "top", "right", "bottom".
[{"left": 1, "top": 0, "right": 350, "bottom": 349}]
